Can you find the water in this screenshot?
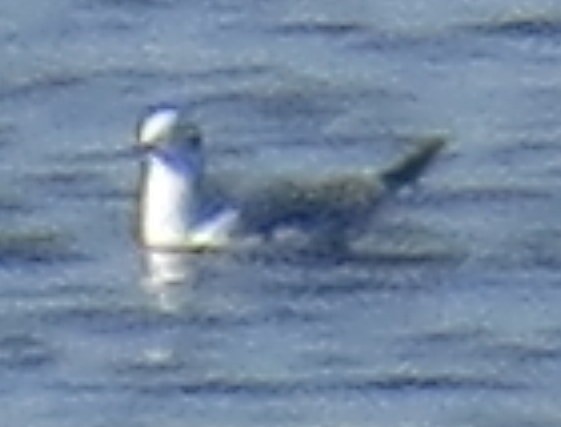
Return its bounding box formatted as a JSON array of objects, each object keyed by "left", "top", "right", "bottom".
[{"left": 3, "top": 0, "right": 561, "bottom": 425}]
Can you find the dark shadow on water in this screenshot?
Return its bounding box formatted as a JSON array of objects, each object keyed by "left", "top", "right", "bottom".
[{"left": 237, "top": 224, "right": 465, "bottom": 270}]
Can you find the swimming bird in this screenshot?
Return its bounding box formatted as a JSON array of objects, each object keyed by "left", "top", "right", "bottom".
[{"left": 135, "top": 105, "right": 445, "bottom": 252}]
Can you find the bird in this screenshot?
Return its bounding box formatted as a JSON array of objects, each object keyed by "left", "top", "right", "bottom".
[{"left": 134, "top": 104, "right": 446, "bottom": 252}]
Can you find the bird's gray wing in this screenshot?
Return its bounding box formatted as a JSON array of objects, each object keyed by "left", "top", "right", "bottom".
[
  {"left": 235, "top": 171, "right": 386, "bottom": 236},
  {"left": 241, "top": 135, "right": 446, "bottom": 231},
  {"left": 206, "top": 135, "right": 446, "bottom": 238}
]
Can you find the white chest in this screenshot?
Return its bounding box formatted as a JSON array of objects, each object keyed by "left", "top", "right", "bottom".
[{"left": 140, "top": 156, "right": 196, "bottom": 247}]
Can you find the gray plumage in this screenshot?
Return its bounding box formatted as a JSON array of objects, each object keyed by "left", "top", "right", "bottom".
[{"left": 209, "top": 136, "right": 446, "bottom": 240}]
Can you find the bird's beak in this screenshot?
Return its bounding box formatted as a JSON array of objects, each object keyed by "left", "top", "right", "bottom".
[
  {"left": 135, "top": 144, "right": 154, "bottom": 155},
  {"left": 118, "top": 144, "right": 153, "bottom": 160}
]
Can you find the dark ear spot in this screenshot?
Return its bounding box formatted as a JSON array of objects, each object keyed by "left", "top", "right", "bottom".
[
  {"left": 191, "top": 133, "right": 202, "bottom": 149},
  {"left": 183, "top": 123, "right": 203, "bottom": 148}
]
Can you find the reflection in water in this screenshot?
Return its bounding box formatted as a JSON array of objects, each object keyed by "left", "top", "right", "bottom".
[{"left": 140, "top": 249, "right": 198, "bottom": 312}]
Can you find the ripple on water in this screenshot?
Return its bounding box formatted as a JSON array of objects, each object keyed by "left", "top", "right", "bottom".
[
  {"left": 80, "top": 0, "right": 176, "bottom": 10},
  {"left": 0, "top": 121, "right": 16, "bottom": 147},
  {"left": 0, "top": 227, "right": 81, "bottom": 264},
  {"left": 24, "top": 168, "right": 130, "bottom": 201},
  {"left": 271, "top": 20, "right": 370, "bottom": 38},
  {"left": 0, "top": 73, "right": 86, "bottom": 102},
  {"left": 464, "top": 15, "right": 561, "bottom": 39},
  {"left": 0, "top": 190, "right": 27, "bottom": 216},
  {"left": 0, "top": 333, "right": 56, "bottom": 370},
  {"left": 499, "top": 226, "right": 561, "bottom": 269},
  {"left": 54, "top": 369, "right": 525, "bottom": 401}
]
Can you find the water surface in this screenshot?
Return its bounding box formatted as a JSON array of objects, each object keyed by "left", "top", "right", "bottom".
[{"left": 2, "top": 0, "right": 561, "bottom": 426}]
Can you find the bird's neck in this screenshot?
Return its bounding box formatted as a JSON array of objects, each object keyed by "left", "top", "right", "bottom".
[{"left": 139, "top": 148, "right": 203, "bottom": 248}]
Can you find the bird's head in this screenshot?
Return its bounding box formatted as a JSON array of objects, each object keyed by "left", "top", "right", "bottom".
[{"left": 136, "top": 105, "right": 202, "bottom": 155}]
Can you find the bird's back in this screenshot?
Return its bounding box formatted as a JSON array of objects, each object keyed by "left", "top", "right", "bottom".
[
  {"left": 233, "top": 135, "right": 446, "bottom": 239},
  {"left": 237, "top": 172, "right": 382, "bottom": 234}
]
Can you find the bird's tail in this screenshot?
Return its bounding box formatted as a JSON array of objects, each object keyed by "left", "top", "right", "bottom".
[{"left": 379, "top": 136, "right": 446, "bottom": 191}]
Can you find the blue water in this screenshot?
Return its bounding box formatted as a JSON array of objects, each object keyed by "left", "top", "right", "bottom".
[{"left": 3, "top": 0, "right": 561, "bottom": 425}]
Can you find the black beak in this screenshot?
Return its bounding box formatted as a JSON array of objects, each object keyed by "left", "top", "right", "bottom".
[{"left": 114, "top": 145, "right": 153, "bottom": 160}]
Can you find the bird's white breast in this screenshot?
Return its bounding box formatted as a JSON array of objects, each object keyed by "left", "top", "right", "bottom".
[{"left": 141, "top": 155, "right": 195, "bottom": 247}]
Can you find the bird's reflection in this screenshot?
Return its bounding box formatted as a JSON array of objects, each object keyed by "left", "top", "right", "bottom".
[{"left": 139, "top": 249, "right": 199, "bottom": 312}]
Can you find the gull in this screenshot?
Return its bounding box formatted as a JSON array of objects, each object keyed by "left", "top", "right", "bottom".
[{"left": 135, "top": 105, "right": 445, "bottom": 252}]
